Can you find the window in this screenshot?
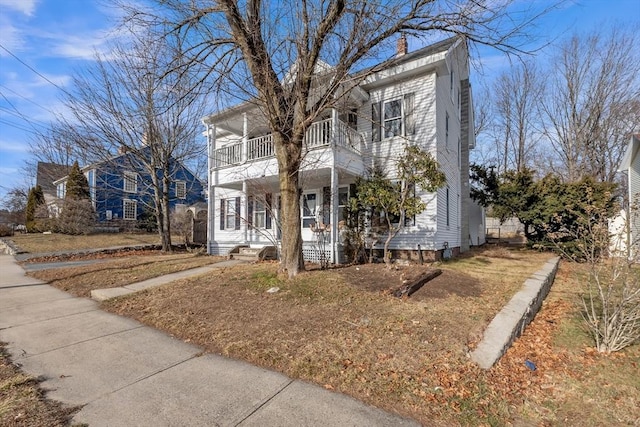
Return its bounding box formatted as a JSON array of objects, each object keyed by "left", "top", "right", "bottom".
[
  {"left": 450, "top": 69, "right": 455, "bottom": 101},
  {"left": 57, "top": 182, "right": 66, "bottom": 199},
  {"left": 123, "top": 199, "right": 137, "bottom": 220},
  {"left": 383, "top": 99, "right": 403, "bottom": 138},
  {"left": 302, "top": 193, "right": 317, "bottom": 228},
  {"left": 124, "top": 172, "right": 137, "bottom": 193},
  {"left": 371, "top": 93, "right": 415, "bottom": 141},
  {"left": 253, "top": 198, "right": 266, "bottom": 228},
  {"left": 175, "top": 181, "right": 186, "bottom": 199},
  {"left": 446, "top": 187, "right": 450, "bottom": 227},
  {"left": 220, "top": 198, "right": 240, "bottom": 230},
  {"left": 445, "top": 112, "right": 450, "bottom": 145},
  {"left": 338, "top": 187, "right": 349, "bottom": 225}
]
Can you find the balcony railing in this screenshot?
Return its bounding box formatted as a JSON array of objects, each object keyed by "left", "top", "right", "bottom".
[{"left": 213, "top": 118, "right": 362, "bottom": 169}]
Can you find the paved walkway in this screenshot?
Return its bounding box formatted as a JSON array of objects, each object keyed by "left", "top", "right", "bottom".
[{"left": 0, "top": 255, "right": 418, "bottom": 426}]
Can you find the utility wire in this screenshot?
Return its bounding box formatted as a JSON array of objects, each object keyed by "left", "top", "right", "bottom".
[
  {"left": 0, "top": 92, "right": 47, "bottom": 134},
  {"left": 0, "top": 43, "right": 72, "bottom": 97},
  {"left": 0, "top": 118, "right": 38, "bottom": 134},
  {"left": 0, "top": 84, "right": 56, "bottom": 115}
]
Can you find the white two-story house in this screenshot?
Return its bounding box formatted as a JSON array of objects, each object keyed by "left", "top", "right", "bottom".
[{"left": 202, "top": 36, "right": 485, "bottom": 264}]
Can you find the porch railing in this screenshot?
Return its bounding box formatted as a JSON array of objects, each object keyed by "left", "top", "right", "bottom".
[{"left": 213, "top": 118, "right": 362, "bottom": 169}]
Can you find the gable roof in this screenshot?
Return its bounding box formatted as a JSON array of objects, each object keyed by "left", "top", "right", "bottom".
[
  {"left": 618, "top": 134, "right": 640, "bottom": 172},
  {"left": 36, "top": 162, "right": 71, "bottom": 195}
]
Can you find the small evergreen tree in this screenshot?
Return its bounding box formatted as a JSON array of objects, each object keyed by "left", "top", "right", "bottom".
[
  {"left": 25, "top": 185, "right": 45, "bottom": 232},
  {"left": 58, "top": 161, "right": 95, "bottom": 235},
  {"left": 65, "top": 161, "right": 91, "bottom": 200},
  {"left": 355, "top": 145, "right": 446, "bottom": 267}
]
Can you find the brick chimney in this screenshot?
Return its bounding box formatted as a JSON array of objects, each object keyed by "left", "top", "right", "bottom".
[{"left": 396, "top": 34, "right": 408, "bottom": 57}]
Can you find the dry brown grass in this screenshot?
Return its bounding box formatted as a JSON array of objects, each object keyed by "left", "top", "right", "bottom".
[
  {"left": 20, "top": 245, "right": 638, "bottom": 425},
  {"left": 9, "top": 232, "right": 163, "bottom": 253},
  {"left": 0, "top": 343, "right": 78, "bottom": 426},
  {"left": 101, "top": 247, "right": 560, "bottom": 425},
  {"left": 27, "top": 253, "right": 223, "bottom": 297}
]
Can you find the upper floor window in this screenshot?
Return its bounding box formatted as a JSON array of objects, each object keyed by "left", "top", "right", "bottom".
[
  {"left": 124, "top": 172, "right": 137, "bottom": 193},
  {"left": 384, "top": 99, "right": 403, "bottom": 138},
  {"left": 371, "top": 92, "right": 415, "bottom": 142},
  {"left": 175, "top": 181, "right": 186, "bottom": 199},
  {"left": 57, "top": 182, "right": 66, "bottom": 199},
  {"left": 450, "top": 69, "right": 455, "bottom": 101}
]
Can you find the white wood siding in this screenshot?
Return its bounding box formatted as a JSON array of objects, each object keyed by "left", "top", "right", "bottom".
[{"left": 361, "top": 72, "right": 441, "bottom": 250}]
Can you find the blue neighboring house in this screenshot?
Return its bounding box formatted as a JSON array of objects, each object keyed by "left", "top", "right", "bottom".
[{"left": 54, "top": 149, "right": 206, "bottom": 227}]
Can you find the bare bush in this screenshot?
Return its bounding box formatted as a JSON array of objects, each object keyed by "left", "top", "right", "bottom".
[{"left": 556, "top": 198, "right": 640, "bottom": 353}]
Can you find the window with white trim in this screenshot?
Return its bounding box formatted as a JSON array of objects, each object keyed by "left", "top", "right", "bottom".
[
  {"left": 123, "top": 199, "right": 137, "bottom": 220},
  {"left": 124, "top": 172, "right": 137, "bottom": 193},
  {"left": 253, "top": 198, "right": 266, "bottom": 228},
  {"left": 220, "top": 198, "right": 240, "bottom": 230},
  {"left": 383, "top": 99, "right": 403, "bottom": 138},
  {"left": 371, "top": 93, "right": 415, "bottom": 141},
  {"left": 175, "top": 180, "right": 186, "bottom": 199}
]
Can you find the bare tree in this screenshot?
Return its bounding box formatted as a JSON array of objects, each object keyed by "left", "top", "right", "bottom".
[
  {"left": 51, "top": 28, "right": 208, "bottom": 251},
  {"left": 541, "top": 26, "right": 640, "bottom": 182},
  {"left": 123, "top": 0, "right": 554, "bottom": 276},
  {"left": 494, "top": 61, "right": 543, "bottom": 173}
]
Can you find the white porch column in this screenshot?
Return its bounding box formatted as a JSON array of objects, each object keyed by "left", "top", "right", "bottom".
[
  {"left": 329, "top": 108, "right": 340, "bottom": 264},
  {"left": 243, "top": 180, "right": 248, "bottom": 244},
  {"left": 331, "top": 108, "right": 338, "bottom": 148},
  {"left": 206, "top": 123, "right": 216, "bottom": 255},
  {"left": 242, "top": 112, "right": 248, "bottom": 162}
]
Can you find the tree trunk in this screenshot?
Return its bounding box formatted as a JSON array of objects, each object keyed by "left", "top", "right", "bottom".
[
  {"left": 161, "top": 174, "right": 172, "bottom": 252},
  {"left": 274, "top": 132, "right": 304, "bottom": 277}
]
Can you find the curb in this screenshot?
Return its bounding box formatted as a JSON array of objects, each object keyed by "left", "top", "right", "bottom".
[{"left": 470, "top": 256, "right": 561, "bottom": 369}]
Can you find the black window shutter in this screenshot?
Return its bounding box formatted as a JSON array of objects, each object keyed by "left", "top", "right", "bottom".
[
  {"left": 235, "top": 197, "right": 241, "bottom": 230},
  {"left": 220, "top": 199, "right": 225, "bottom": 230},
  {"left": 404, "top": 93, "right": 415, "bottom": 136},
  {"left": 265, "top": 193, "right": 272, "bottom": 229},
  {"left": 247, "top": 195, "right": 253, "bottom": 227},
  {"left": 371, "top": 101, "right": 381, "bottom": 142}
]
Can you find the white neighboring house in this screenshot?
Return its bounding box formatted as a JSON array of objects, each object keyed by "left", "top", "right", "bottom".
[
  {"left": 611, "top": 133, "right": 640, "bottom": 260},
  {"left": 202, "top": 36, "right": 485, "bottom": 264}
]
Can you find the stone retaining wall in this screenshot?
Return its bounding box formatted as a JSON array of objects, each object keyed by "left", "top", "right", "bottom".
[
  {"left": 0, "top": 239, "right": 18, "bottom": 255},
  {"left": 470, "top": 256, "right": 560, "bottom": 369}
]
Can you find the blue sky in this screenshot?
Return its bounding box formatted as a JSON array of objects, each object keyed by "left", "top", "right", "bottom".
[{"left": 1, "top": 0, "right": 639, "bottom": 203}]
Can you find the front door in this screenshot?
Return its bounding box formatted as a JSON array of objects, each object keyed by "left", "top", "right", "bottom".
[{"left": 301, "top": 191, "right": 318, "bottom": 241}]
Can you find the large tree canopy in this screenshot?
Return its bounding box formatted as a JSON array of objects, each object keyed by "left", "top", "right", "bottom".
[{"left": 121, "top": 0, "right": 553, "bottom": 276}]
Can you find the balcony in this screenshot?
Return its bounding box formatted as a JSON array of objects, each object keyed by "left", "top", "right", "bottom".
[{"left": 212, "top": 118, "right": 363, "bottom": 169}]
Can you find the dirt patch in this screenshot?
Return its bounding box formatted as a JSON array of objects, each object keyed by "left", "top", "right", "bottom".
[{"left": 337, "top": 263, "right": 481, "bottom": 300}]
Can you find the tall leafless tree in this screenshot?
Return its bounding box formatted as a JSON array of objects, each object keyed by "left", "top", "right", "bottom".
[
  {"left": 494, "top": 61, "right": 543, "bottom": 173},
  {"left": 122, "top": 0, "right": 554, "bottom": 276},
  {"left": 51, "top": 28, "right": 208, "bottom": 251},
  {"left": 541, "top": 26, "right": 640, "bottom": 182},
  {"left": 475, "top": 61, "right": 543, "bottom": 174}
]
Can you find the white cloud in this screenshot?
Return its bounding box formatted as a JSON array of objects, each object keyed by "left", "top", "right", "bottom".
[
  {"left": 0, "top": 18, "right": 25, "bottom": 54},
  {"left": 0, "top": 0, "right": 38, "bottom": 16},
  {"left": 0, "top": 138, "right": 30, "bottom": 153}
]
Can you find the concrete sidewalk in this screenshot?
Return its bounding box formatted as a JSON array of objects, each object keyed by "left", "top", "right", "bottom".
[{"left": 0, "top": 255, "right": 418, "bottom": 426}]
